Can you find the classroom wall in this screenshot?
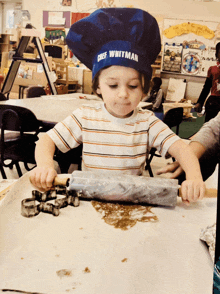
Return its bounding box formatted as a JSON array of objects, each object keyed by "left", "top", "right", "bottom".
[
  {"left": 22, "top": 0, "right": 220, "bottom": 36},
  {"left": 22, "top": 0, "right": 220, "bottom": 101}
]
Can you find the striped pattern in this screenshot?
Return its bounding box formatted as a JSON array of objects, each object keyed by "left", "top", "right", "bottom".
[{"left": 47, "top": 102, "right": 180, "bottom": 175}]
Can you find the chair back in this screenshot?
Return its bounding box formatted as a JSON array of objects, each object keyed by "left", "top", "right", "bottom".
[
  {"left": 145, "top": 107, "right": 184, "bottom": 177},
  {"left": 1, "top": 109, "right": 20, "bottom": 133},
  {"left": 26, "top": 86, "right": 46, "bottom": 98},
  {"left": 0, "top": 105, "right": 40, "bottom": 132},
  {"left": 0, "top": 93, "right": 7, "bottom": 101},
  {"left": 163, "top": 107, "right": 183, "bottom": 135}
]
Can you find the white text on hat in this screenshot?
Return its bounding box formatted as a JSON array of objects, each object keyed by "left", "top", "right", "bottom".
[{"left": 97, "top": 51, "right": 139, "bottom": 62}]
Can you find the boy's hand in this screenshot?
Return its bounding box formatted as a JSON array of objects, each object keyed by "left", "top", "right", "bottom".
[
  {"left": 156, "top": 161, "right": 184, "bottom": 179},
  {"left": 156, "top": 162, "right": 206, "bottom": 205},
  {"left": 29, "top": 167, "right": 57, "bottom": 192},
  {"left": 180, "top": 179, "right": 206, "bottom": 206}
]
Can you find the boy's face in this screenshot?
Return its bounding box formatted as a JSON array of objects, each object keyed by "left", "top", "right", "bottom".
[{"left": 97, "top": 66, "right": 144, "bottom": 118}]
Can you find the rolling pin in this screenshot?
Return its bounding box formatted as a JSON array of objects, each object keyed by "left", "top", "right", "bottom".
[{"left": 53, "top": 171, "right": 179, "bottom": 207}]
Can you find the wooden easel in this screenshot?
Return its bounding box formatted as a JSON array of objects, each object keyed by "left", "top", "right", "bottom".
[{"left": 1, "top": 34, "right": 57, "bottom": 99}]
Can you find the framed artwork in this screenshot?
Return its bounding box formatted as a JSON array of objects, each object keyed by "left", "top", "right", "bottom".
[
  {"left": 62, "top": 0, "right": 72, "bottom": 6},
  {"left": 162, "top": 43, "right": 183, "bottom": 73}
]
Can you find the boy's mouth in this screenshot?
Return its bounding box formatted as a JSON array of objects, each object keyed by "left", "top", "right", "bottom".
[{"left": 117, "top": 102, "right": 131, "bottom": 106}]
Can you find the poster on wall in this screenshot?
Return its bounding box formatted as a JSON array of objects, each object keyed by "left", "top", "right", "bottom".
[
  {"left": 181, "top": 48, "right": 201, "bottom": 75},
  {"left": 48, "top": 12, "right": 65, "bottom": 25},
  {"left": 181, "top": 47, "right": 216, "bottom": 76},
  {"left": 162, "top": 43, "right": 183, "bottom": 73},
  {"left": 162, "top": 19, "right": 220, "bottom": 77},
  {"left": 199, "top": 46, "right": 216, "bottom": 76}
]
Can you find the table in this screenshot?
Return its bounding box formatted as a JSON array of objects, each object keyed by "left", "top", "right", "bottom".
[
  {"left": 163, "top": 101, "right": 194, "bottom": 117},
  {"left": 0, "top": 173, "right": 216, "bottom": 293},
  {"left": 0, "top": 94, "right": 152, "bottom": 123}
]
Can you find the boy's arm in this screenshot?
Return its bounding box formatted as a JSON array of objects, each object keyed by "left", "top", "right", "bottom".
[
  {"left": 157, "top": 141, "right": 206, "bottom": 178},
  {"left": 157, "top": 112, "right": 220, "bottom": 177},
  {"left": 167, "top": 139, "right": 206, "bottom": 204},
  {"left": 30, "top": 133, "right": 57, "bottom": 191}
]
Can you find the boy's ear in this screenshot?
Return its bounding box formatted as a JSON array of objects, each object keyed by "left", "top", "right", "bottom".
[{"left": 96, "top": 86, "right": 101, "bottom": 95}]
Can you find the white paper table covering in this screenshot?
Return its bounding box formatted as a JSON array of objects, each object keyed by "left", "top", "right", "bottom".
[{"left": 0, "top": 173, "right": 216, "bottom": 294}]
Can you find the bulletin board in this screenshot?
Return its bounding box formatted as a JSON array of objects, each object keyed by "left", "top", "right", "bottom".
[
  {"left": 43, "top": 11, "right": 71, "bottom": 28},
  {"left": 162, "top": 18, "right": 220, "bottom": 77}
]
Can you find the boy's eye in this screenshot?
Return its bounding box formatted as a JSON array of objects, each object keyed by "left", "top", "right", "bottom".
[{"left": 107, "top": 84, "right": 139, "bottom": 89}]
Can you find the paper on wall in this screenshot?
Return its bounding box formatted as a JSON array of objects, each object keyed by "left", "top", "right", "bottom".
[{"left": 48, "top": 12, "right": 65, "bottom": 25}]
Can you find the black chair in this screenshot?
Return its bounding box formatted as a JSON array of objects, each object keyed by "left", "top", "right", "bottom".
[
  {"left": 0, "top": 93, "right": 7, "bottom": 101},
  {"left": 145, "top": 107, "right": 184, "bottom": 177},
  {"left": 0, "top": 105, "right": 51, "bottom": 178},
  {"left": 26, "top": 86, "right": 46, "bottom": 98},
  {"left": 54, "top": 145, "right": 82, "bottom": 173}
]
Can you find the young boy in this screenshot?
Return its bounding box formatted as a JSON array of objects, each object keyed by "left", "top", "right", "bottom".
[{"left": 30, "top": 8, "right": 205, "bottom": 204}]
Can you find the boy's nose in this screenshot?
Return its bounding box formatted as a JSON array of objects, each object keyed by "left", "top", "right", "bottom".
[{"left": 118, "top": 86, "right": 128, "bottom": 99}]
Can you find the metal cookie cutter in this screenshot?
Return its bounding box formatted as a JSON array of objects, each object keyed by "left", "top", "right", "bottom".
[{"left": 21, "top": 185, "right": 80, "bottom": 218}]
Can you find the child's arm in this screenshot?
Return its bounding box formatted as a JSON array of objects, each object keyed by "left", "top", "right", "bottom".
[
  {"left": 142, "top": 93, "right": 151, "bottom": 102},
  {"left": 157, "top": 141, "right": 206, "bottom": 178},
  {"left": 167, "top": 140, "right": 206, "bottom": 205},
  {"left": 30, "top": 133, "right": 57, "bottom": 191},
  {"left": 152, "top": 89, "right": 163, "bottom": 110}
]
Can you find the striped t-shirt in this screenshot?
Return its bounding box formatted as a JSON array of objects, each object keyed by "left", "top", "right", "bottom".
[{"left": 47, "top": 102, "right": 180, "bottom": 175}]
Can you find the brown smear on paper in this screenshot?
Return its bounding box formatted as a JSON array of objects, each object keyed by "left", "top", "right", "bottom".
[
  {"left": 91, "top": 201, "right": 158, "bottom": 230},
  {"left": 83, "top": 267, "right": 91, "bottom": 273},
  {"left": 0, "top": 184, "right": 15, "bottom": 201},
  {"left": 56, "top": 269, "right": 72, "bottom": 278}
]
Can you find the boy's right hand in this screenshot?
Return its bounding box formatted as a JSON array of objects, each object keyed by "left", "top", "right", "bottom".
[{"left": 29, "top": 167, "right": 57, "bottom": 192}]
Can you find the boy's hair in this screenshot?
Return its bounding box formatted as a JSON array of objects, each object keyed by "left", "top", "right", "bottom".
[{"left": 92, "top": 67, "right": 150, "bottom": 98}]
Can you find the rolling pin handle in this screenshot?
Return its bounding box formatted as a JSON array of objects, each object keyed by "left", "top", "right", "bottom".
[{"left": 53, "top": 177, "right": 70, "bottom": 187}]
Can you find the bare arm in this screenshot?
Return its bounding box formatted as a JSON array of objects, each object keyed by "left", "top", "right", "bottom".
[
  {"left": 188, "top": 141, "right": 206, "bottom": 158},
  {"left": 30, "top": 133, "right": 57, "bottom": 191},
  {"left": 157, "top": 112, "right": 220, "bottom": 178},
  {"left": 142, "top": 93, "right": 151, "bottom": 102},
  {"left": 153, "top": 89, "right": 163, "bottom": 110},
  {"left": 168, "top": 140, "right": 202, "bottom": 180},
  {"left": 157, "top": 141, "right": 206, "bottom": 178},
  {"left": 167, "top": 140, "right": 206, "bottom": 204}
]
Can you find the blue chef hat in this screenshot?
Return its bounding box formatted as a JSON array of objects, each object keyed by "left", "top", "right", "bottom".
[{"left": 66, "top": 8, "right": 161, "bottom": 80}]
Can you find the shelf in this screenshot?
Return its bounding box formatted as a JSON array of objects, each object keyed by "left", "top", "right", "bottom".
[
  {"left": 151, "top": 52, "right": 162, "bottom": 78},
  {"left": 161, "top": 71, "right": 206, "bottom": 83}
]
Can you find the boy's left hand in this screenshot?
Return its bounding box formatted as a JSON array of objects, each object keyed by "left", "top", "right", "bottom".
[
  {"left": 180, "top": 179, "right": 206, "bottom": 205},
  {"left": 156, "top": 161, "right": 183, "bottom": 178}
]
